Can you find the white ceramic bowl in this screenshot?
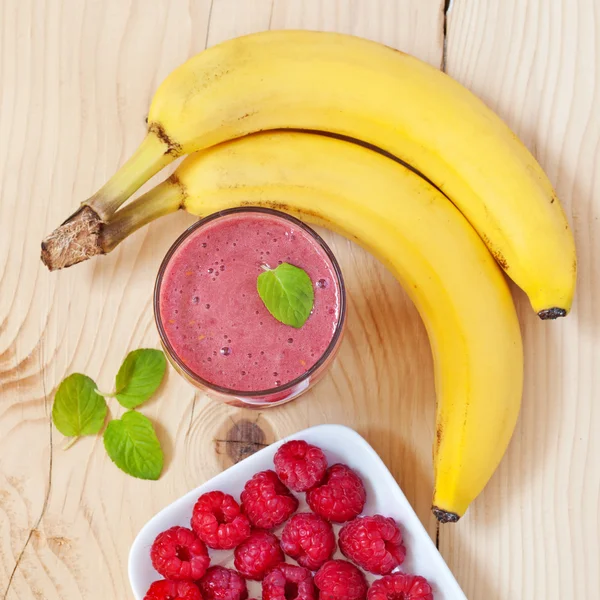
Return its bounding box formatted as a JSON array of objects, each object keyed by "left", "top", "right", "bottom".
[{"left": 129, "top": 424, "right": 466, "bottom": 600}]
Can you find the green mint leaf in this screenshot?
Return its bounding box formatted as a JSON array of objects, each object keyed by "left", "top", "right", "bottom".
[
  {"left": 257, "top": 262, "right": 314, "bottom": 328},
  {"left": 114, "top": 349, "right": 167, "bottom": 409},
  {"left": 52, "top": 374, "right": 107, "bottom": 438},
  {"left": 103, "top": 411, "right": 163, "bottom": 480}
]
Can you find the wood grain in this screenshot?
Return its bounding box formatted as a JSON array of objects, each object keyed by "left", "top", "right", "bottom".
[
  {"left": 1, "top": 0, "right": 597, "bottom": 599},
  {"left": 442, "top": 1, "right": 600, "bottom": 598}
]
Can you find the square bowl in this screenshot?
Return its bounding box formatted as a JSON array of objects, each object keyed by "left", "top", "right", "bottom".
[{"left": 129, "top": 424, "right": 466, "bottom": 599}]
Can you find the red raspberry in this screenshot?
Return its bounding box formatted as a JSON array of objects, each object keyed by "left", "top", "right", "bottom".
[
  {"left": 234, "top": 530, "right": 284, "bottom": 580},
  {"left": 281, "top": 513, "right": 336, "bottom": 570},
  {"left": 144, "top": 580, "right": 202, "bottom": 600},
  {"left": 150, "top": 526, "right": 210, "bottom": 581},
  {"left": 241, "top": 470, "right": 299, "bottom": 529},
  {"left": 314, "top": 560, "right": 368, "bottom": 600},
  {"left": 198, "top": 566, "right": 248, "bottom": 600},
  {"left": 274, "top": 440, "right": 328, "bottom": 492},
  {"left": 367, "top": 573, "right": 433, "bottom": 600},
  {"left": 339, "top": 515, "right": 405, "bottom": 574},
  {"left": 306, "top": 464, "right": 366, "bottom": 523},
  {"left": 191, "top": 491, "right": 251, "bottom": 549},
  {"left": 262, "top": 563, "right": 317, "bottom": 600}
]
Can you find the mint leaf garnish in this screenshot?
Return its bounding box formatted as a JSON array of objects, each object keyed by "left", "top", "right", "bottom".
[
  {"left": 114, "top": 349, "right": 167, "bottom": 409},
  {"left": 52, "top": 374, "right": 107, "bottom": 440},
  {"left": 257, "top": 263, "right": 314, "bottom": 328},
  {"left": 103, "top": 411, "right": 163, "bottom": 480}
]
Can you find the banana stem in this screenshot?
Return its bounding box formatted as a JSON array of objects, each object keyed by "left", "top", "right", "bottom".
[
  {"left": 40, "top": 129, "right": 179, "bottom": 271},
  {"left": 40, "top": 178, "right": 183, "bottom": 270},
  {"left": 102, "top": 179, "right": 184, "bottom": 251},
  {"left": 85, "top": 130, "right": 176, "bottom": 221}
]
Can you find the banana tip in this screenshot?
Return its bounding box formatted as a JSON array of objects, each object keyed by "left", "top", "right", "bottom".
[
  {"left": 432, "top": 506, "right": 460, "bottom": 524},
  {"left": 538, "top": 307, "right": 568, "bottom": 320}
]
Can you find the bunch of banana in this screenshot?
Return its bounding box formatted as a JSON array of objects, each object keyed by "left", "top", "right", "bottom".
[
  {"left": 41, "top": 30, "right": 576, "bottom": 521},
  {"left": 42, "top": 30, "right": 576, "bottom": 317}
]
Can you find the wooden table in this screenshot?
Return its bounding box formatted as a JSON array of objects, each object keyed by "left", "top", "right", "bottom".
[{"left": 1, "top": 1, "right": 598, "bottom": 598}]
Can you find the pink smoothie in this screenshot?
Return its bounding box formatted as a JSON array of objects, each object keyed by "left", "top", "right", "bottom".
[{"left": 158, "top": 211, "right": 342, "bottom": 392}]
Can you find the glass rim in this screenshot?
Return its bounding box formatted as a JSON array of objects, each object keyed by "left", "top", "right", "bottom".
[{"left": 154, "top": 206, "right": 347, "bottom": 398}]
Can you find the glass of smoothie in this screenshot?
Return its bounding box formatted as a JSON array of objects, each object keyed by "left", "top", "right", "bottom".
[{"left": 154, "top": 207, "right": 346, "bottom": 408}]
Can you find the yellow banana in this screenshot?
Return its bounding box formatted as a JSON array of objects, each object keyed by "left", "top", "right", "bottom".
[
  {"left": 104, "top": 131, "right": 524, "bottom": 521},
  {"left": 44, "top": 30, "right": 576, "bottom": 318}
]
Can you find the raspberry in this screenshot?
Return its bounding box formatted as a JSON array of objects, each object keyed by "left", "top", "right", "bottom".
[
  {"left": 339, "top": 515, "right": 406, "bottom": 574},
  {"left": 234, "top": 530, "right": 284, "bottom": 580},
  {"left": 367, "top": 574, "right": 434, "bottom": 600},
  {"left": 150, "top": 526, "right": 210, "bottom": 581},
  {"left": 314, "top": 560, "right": 368, "bottom": 600},
  {"left": 191, "top": 491, "right": 251, "bottom": 549},
  {"left": 281, "top": 513, "right": 336, "bottom": 570},
  {"left": 241, "top": 470, "right": 299, "bottom": 529},
  {"left": 198, "top": 566, "right": 248, "bottom": 600},
  {"left": 262, "top": 563, "right": 317, "bottom": 600},
  {"left": 306, "top": 464, "right": 366, "bottom": 523},
  {"left": 274, "top": 440, "right": 328, "bottom": 492},
  {"left": 144, "top": 580, "right": 202, "bottom": 600}
]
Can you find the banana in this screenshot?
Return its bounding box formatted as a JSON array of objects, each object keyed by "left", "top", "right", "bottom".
[
  {"left": 104, "top": 131, "right": 524, "bottom": 521},
  {"left": 44, "top": 30, "right": 576, "bottom": 317}
]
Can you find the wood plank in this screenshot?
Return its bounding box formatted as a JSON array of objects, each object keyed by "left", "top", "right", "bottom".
[
  {"left": 444, "top": 1, "right": 600, "bottom": 598},
  {"left": 0, "top": 1, "right": 445, "bottom": 598}
]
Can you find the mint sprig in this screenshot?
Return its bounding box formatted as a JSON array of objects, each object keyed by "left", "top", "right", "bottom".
[
  {"left": 114, "top": 349, "right": 167, "bottom": 408},
  {"left": 257, "top": 263, "right": 314, "bottom": 328},
  {"left": 51, "top": 349, "right": 167, "bottom": 480},
  {"left": 103, "top": 411, "right": 164, "bottom": 480},
  {"left": 52, "top": 374, "right": 107, "bottom": 446}
]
